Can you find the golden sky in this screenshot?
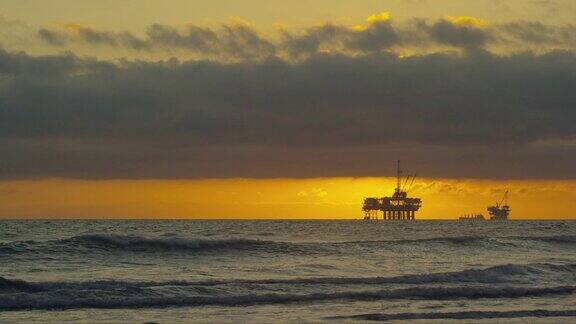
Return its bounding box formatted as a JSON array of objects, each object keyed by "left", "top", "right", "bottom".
[
  {"left": 1, "top": 178, "right": 574, "bottom": 219},
  {"left": 2, "top": 0, "right": 575, "bottom": 28},
  {"left": 2, "top": 0, "right": 576, "bottom": 59},
  {"left": 1, "top": 1, "right": 575, "bottom": 219}
]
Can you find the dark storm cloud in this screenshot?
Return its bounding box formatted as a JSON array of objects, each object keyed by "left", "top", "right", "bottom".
[{"left": 0, "top": 47, "right": 576, "bottom": 179}]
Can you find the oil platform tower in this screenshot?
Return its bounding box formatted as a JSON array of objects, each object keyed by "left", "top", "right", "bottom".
[
  {"left": 362, "top": 160, "right": 422, "bottom": 220},
  {"left": 487, "top": 190, "right": 510, "bottom": 220}
]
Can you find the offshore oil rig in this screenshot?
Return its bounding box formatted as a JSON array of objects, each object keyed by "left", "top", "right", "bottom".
[
  {"left": 362, "top": 160, "right": 422, "bottom": 220},
  {"left": 458, "top": 190, "right": 511, "bottom": 221},
  {"left": 487, "top": 190, "right": 511, "bottom": 220}
]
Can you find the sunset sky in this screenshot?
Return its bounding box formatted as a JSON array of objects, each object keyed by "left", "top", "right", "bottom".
[{"left": 0, "top": 0, "right": 575, "bottom": 219}]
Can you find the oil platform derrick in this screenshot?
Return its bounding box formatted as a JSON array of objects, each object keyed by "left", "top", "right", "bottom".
[
  {"left": 362, "top": 160, "right": 422, "bottom": 220},
  {"left": 487, "top": 190, "right": 511, "bottom": 220}
]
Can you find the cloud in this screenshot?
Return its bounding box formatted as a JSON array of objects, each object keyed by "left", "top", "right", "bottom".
[
  {"left": 35, "top": 14, "right": 576, "bottom": 59},
  {"left": 366, "top": 12, "right": 392, "bottom": 24},
  {"left": 145, "top": 23, "right": 218, "bottom": 52},
  {"left": 0, "top": 47, "right": 575, "bottom": 179},
  {"left": 499, "top": 21, "right": 576, "bottom": 46},
  {"left": 280, "top": 23, "right": 351, "bottom": 57},
  {"left": 346, "top": 17, "right": 400, "bottom": 52},
  {"left": 38, "top": 28, "right": 67, "bottom": 46},
  {"left": 445, "top": 16, "right": 487, "bottom": 29},
  {"left": 63, "top": 23, "right": 118, "bottom": 46},
  {"left": 37, "top": 19, "right": 276, "bottom": 60},
  {"left": 425, "top": 17, "right": 490, "bottom": 49}
]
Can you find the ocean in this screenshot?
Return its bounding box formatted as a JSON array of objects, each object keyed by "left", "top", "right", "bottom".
[{"left": 1, "top": 220, "right": 575, "bottom": 323}]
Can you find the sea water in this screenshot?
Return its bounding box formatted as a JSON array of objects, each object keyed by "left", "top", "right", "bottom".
[{"left": 0, "top": 220, "right": 575, "bottom": 323}]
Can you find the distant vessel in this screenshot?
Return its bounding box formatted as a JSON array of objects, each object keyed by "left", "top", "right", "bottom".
[
  {"left": 362, "top": 160, "right": 422, "bottom": 220},
  {"left": 487, "top": 190, "right": 511, "bottom": 221},
  {"left": 459, "top": 214, "right": 485, "bottom": 221},
  {"left": 457, "top": 191, "right": 510, "bottom": 221}
]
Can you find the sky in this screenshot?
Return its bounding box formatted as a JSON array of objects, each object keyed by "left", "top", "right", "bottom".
[{"left": 0, "top": 0, "right": 575, "bottom": 219}]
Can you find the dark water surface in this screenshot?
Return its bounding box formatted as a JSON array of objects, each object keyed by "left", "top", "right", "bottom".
[{"left": 1, "top": 220, "right": 575, "bottom": 322}]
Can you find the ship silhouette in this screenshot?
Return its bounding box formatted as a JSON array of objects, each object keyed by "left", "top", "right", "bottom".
[{"left": 458, "top": 190, "right": 511, "bottom": 221}]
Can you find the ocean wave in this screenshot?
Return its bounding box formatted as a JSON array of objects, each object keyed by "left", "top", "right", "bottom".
[
  {"left": 329, "top": 309, "right": 576, "bottom": 321},
  {"left": 0, "top": 235, "right": 495, "bottom": 257},
  {"left": 2, "top": 233, "right": 575, "bottom": 257},
  {"left": 0, "top": 234, "right": 306, "bottom": 256},
  {"left": 259, "top": 262, "right": 570, "bottom": 285},
  {"left": 0, "top": 282, "right": 573, "bottom": 310},
  {"left": 0, "top": 246, "right": 18, "bottom": 254},
  {"left": 0, "top": 277, "right": 41, "bottom": 293},
  {"left": 63, "top": 234, "right": 278, "bottom": 252},
  {"left": 522, "top": 235, "right": 576, "bottom": 244},
  {"left": 180, "top": 262, "right": 574, "bottom": 286},
  {"left": 336, "top": 234, "right": 576, "bottom": 246},
  {"left": 338, "top": 235, "right": 497, "bottom": 246},
  {"left": 1, "top": 262, "right": 573, "bottom": 293}
]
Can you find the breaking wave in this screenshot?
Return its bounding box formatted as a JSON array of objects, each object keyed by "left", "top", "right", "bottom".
[
  {"left": 2, "top": 233, "right": 575, "bottom": 257},
  {"left": 330, "top": 309, "right": 576, "bottom": 321},
  {"left": 0, "top": 234, "right": 497, "bottom": 257},
  {"left": 170, "top": 262, "right": 576, "bottom": 286},
  {"left": 0, "top": 277, "right": 40, "bottom": 293},
  {"left": 3, "top": 263, "right": 571, "bottom": 292},
  {"left": 0, "top": 281, "right": 573, "bottom": 310},
  {"left": 342, "top": 234, "right": 576, "bottom": 246},
  {"left": 1, "top": 262, "right": 574, "bottom": 310},
  {"left": 522, "top": 235, "right": 576, "bottom": 244},
  {"left": 62, "top": 234, "right": 279, "bottom": 252},
  {"left": 339, "top": 235, "right": 499, "bottom": 246}
]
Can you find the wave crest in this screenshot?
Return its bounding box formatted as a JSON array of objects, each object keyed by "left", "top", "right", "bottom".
[
  {"left": 525, "top": 235, "right": 576, "bottom": 244},
  {"left": 330, "top": 309, "right": 576, "bottom": 321},
  {"left": 0, "top": 277, "right": 40, "bottom": 293},
  {"left": 0, "top": 283, "right": 573, "bottom": 311},
  {"left": 3, "top": 233, "right": 575, "bottom": 257},
  {"left": 65, "top": 234, "right": 272, "bottom": 252}
]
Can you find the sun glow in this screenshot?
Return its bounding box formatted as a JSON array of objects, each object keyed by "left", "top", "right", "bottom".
[
  {"left": 366, "top": 12, "right": 391, "bottom": 24},
  {"left": 445, "top": 16, "right": 487, "bottom": 28},
  {"left": 0, "top": 178, "right": 574, "bottom": 219}
]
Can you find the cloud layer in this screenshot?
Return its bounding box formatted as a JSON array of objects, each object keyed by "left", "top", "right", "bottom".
[
  {"left": 1, "top": 45, "right": 575, "bottom": 179},
  {"left": 0, "top": 13, "right": 575, "bottom": 179},
  {"left": 36, "top": 15, "right": 576, "bottom": 60}
]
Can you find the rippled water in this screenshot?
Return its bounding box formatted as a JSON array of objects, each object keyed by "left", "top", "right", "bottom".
[{"left": 1, "top": 220, "right": 575, "bottom": 323}]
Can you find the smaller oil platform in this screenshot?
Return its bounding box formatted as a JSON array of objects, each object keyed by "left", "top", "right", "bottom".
[
  {"left": 488, "top": 190, "right": 511, "bottom": 220},
  {"left": 362, "top": 160, "right": 422, "bottom": 220}
]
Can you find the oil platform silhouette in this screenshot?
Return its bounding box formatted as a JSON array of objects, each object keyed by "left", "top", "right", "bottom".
[
  {"left": 458, "top": 190, "right": 511, "bottom": 221},
  {"left": 362, "top": 160, "right": 422, "bottom": 220},
  {"left": 487, "top": 190, "right": 510, "bottom": 220}
]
